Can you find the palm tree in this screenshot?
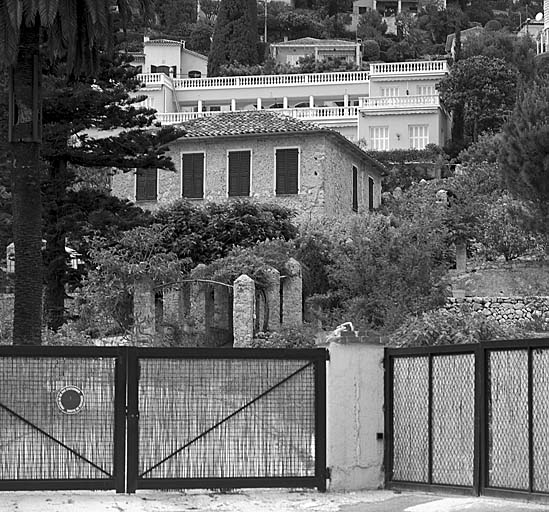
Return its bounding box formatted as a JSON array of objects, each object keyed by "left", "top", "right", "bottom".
[{"left": 0, "top": 0, "right": 150, "bottom": 344}]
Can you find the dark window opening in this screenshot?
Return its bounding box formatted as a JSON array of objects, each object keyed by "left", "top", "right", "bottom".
[
  {"left": 352, "top": 166, "right": 358, "bottom": 212},
  {"left": 136, "top": 168, "right": 157, "bottom": 201},
  {"left": 368, "top": 176, "right": 375, "bottom": 211},
  {"left": 228, "top": 151, "right": 251, "bottom": 197},
  {"left": 182, "top": 153, "right": 204, "bottom": 198},
  {"left": 276, "top": 148, "right": 299, "bottom": 195}
]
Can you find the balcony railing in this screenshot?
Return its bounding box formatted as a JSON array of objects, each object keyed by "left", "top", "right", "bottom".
[
  {"left": 154, "top": 106, "right": 360, "bottom": 125},
  {"left": 138, "top": 71, "right": 370, "bottom": 90},
  {"left": 137, "top": 73, "right": 174, "bottom": 89},
  {"left": 369, "top": 60, "right": 447, "bottom": 75},
  {"left": 359, "top": 94, "right": 440, "bottom": 109}
]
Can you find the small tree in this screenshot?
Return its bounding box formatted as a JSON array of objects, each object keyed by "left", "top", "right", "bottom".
[
  {"left": 438, "top": 56, "right": 519, "bottom": 143},
  {"left": 362, "top": 40, "right": 380, "bottom": 61}
]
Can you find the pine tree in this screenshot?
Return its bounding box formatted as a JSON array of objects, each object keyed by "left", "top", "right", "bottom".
[
  {"left": 207, "top": 0, "right": 260, "bottom": 76},
  {"left": 499, "top": 81, "right": 549, "bottom": 230},
  {"left": 41, "top": 55, "right": 184, "bottom": 330}
]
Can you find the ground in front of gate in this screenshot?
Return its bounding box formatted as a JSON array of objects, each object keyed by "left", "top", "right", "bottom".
[{"left": 1, "top": 490, "right": 548, "bottom": 512}]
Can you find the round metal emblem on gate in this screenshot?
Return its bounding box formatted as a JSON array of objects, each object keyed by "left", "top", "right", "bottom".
[{"left": 56, "top": 386, "right": 85, "bottom": 414}]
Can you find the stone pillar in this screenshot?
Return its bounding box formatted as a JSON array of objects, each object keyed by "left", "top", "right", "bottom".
[
  {"left": 233, "top": 274, "right": 255, "bottom": 347},
  {"left": 133, "top": 277, "right": 155, "bottom": 343},
  {"left": 197, "top": 99, "right": 203, "bottom": 112},
  {"left": 283, "top": 96, "right": 288, "bottom": 109},
  {"left": 189, "top": 264, "right": 206, "bottom": 334},
  {"left": 282, "top": 258, "right": 302, "bottom": 327},
  {"left": 456, "top": 242, "right": 467, "bottom": 273},
  {"left": 397, "top": 0, "right": 402, "bottom": 13},
  {"left": 343, "top": 94, "right": 349, "bottom": 107},
  {"left": 309, "top": 95, "right": 315, "bottom": 107},
  {"left": 256, "top": 97, "right": 262, "bottom": 109},
  {"left": 231, "top": 98, "right": 236, "bottom": 111},
  {"left": 327, "top": 340, "right": 384, "bottom": 490},
  {"left": 163, "top": 286, "right": 184, "bottom": 326},
  {"left": 264, "top": 267, "right": 281, "bottom": 331}
]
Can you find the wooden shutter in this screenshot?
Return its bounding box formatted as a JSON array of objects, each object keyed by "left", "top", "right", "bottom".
[
  {"left": 136, "top": 168, "right": 157, "bottom": 201},
  {"left": 276, "top": 148, "right": 299, "bottom": 195},
  {"left": 228, "top": 151, "right": 251, "bottom": 197},
  {"left": 352, "top": 166, "right": 358, "bottom": 212},
  {"left": 182, "top": 153, "right": 204, "bottom": 198},
  {"left": 368, "top": 176, "right": 375, "bottom": 211}
]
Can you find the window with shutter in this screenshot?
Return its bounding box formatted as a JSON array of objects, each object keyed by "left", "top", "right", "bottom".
[
  {"left": 228, "top": 151, "right": 251, "bottom": 197},
  {"left": 182, "top": 153, "right": 204, "bottom": 198},
  {"left": 275, "top": 148, "right": 299, "bottom": 195},
  {"left": 352, "top": 165, "right": 358, "bottom": 212},
  {"left": 135, "top": 168, "right": 157, "bottom": 201},
  {"left": 368, "top": 176, "right": 375, "bottom": 211}
]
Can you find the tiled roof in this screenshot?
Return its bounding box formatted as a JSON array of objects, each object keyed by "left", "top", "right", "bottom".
[
  {"left": 179, "top": 111, "right": 323, "bottom": 138},
  {"left": 273, "top": 37, "right": 358, "bottom": 46},
  {"left": 145, "top": 38, "right": 184, "bottom": 46}
]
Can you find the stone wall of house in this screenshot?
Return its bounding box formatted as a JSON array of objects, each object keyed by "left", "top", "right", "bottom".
[
  {"left": 110, "top": 132, "right": 379, "bottom": 221},
  {"left": 445, "top": 296, "right": 549, "bottom": 330}
]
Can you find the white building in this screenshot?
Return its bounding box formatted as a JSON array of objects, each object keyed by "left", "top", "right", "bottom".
[{"left": 134, "top": 40, "right": 451, "bottom": 150}]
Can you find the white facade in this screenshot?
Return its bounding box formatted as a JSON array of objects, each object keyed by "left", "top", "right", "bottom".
[{"left": 134, "top": 55, "right": 450, "bottom": 149}]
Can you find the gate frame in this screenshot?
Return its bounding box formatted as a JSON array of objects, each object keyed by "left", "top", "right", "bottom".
[
  {"left": 126, "top": 347, "right": 328, "bottom": 493},
  {"left": 384, "top": 337, "right": 549, "bottom": 502},
  {"left": 0, "top": 345, "right": 127, "bottom": 493}
]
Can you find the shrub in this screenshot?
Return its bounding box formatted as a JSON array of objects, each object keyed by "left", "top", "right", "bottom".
[
  {"left": 250, "top": 324, "right": 318, "bottom": 348},
  {"left": 388, "top": 308, "right": 524, "bottom": 347},
  {"left": 362, "top": 39, "right": 380, "bottom": 61}
]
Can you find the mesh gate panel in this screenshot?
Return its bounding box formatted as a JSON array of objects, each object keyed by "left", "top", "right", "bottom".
[
  {"left": 533, "top": 349, "right": 549, "bottom": 492},
  {"left": 138, "top": 358, "right": 316, "bottom": 479},
  {"left": 392, "top": 356, "right": 429, "bottom": 482},
  {"left": 488, "top": 350, "right": 529, "bottom": 490},
  {"left": 0, "top": 356, "right": 115, "bottom": 480},
  {"left": 431, "top": 354, "right": 475, "bottom": 486}
]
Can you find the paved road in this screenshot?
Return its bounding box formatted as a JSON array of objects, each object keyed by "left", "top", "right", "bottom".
[{"left": 1, "top": 490, "right": 548, "bottom": 512}]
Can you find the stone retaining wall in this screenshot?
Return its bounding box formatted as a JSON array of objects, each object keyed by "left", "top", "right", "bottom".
[{"left": 445, "top": 296, "right": 549, "bottom": 329}]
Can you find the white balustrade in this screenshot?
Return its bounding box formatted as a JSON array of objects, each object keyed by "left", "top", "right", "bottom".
[
  {"left": 140, "top": 71, "right": 370, "bottom": 90},
  {"left": 359, "top": 95, "right": 440, "bottom": 108},
  {"left": 154, "top": 106, "right": 360, "bottom": 125},
  {"left": 369, "top": 60, "right": 447, "bottom": 75}
]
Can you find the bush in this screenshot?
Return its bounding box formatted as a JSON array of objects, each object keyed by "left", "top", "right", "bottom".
[
  {"left": 362, "top": 39, "right": 380, "bottom": 61},
  {"left": 250, "top": 324, "right": 318, "bottom": 348},
  {"left": 388, "top": 308, "right": 524, "bottom": 347}
]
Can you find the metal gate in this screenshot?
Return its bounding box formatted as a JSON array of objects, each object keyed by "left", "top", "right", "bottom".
[
  {"left": 127, "top": 348, "right": 327, "bottom": 492},
  {"left": 385, "top": 338, "right": 549, "bottom": 501},
  {"left": 0, "top": 346, "right": 126, "bottom": 491},
  {"left": 0, "top": 346, "right": 327, "bottom": 493}
]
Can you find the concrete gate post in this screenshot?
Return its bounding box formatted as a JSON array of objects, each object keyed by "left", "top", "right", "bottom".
[{"left": 326, "top": 339, "right": 385, "bottom": 490}]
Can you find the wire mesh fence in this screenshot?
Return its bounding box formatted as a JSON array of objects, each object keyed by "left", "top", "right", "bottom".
[{"left": 386, "top": 339, "right": 549, "bottom": 500}]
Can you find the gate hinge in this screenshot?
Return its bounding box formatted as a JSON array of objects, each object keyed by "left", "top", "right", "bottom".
[{"left": 325, "top": 467, "right": 331, "bottom": 480}]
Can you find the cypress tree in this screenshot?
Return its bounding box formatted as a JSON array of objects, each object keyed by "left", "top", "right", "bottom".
[{"left": 207, "top": 0, "right": 260, "bottom": 76}]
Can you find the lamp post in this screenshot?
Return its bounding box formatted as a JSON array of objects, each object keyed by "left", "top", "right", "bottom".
[{"left": 264, "top": 0, "right": 268, "bottom": 43}]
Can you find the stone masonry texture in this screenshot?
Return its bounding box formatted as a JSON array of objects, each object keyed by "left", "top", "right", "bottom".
[{"left": 110, "top": 132, "right": 380, "bottom": 221}]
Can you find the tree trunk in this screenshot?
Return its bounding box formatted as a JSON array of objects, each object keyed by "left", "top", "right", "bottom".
[
  {"left": 44, "top": 158, "right": 69, "bottom": 331},
  {"left": 10, "top": 22, "right": 43, "bottom": 345}
]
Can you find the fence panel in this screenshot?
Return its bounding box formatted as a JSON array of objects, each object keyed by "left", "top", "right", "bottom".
[
  {"left": 0, "top": 346, "right": 126, "bottom": 491},
  {"left": 128, "top": 348, "right": 327, "bottom": 492},
  {"left": 387, "top": 339, "right": 549, "bottom": 501}
]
